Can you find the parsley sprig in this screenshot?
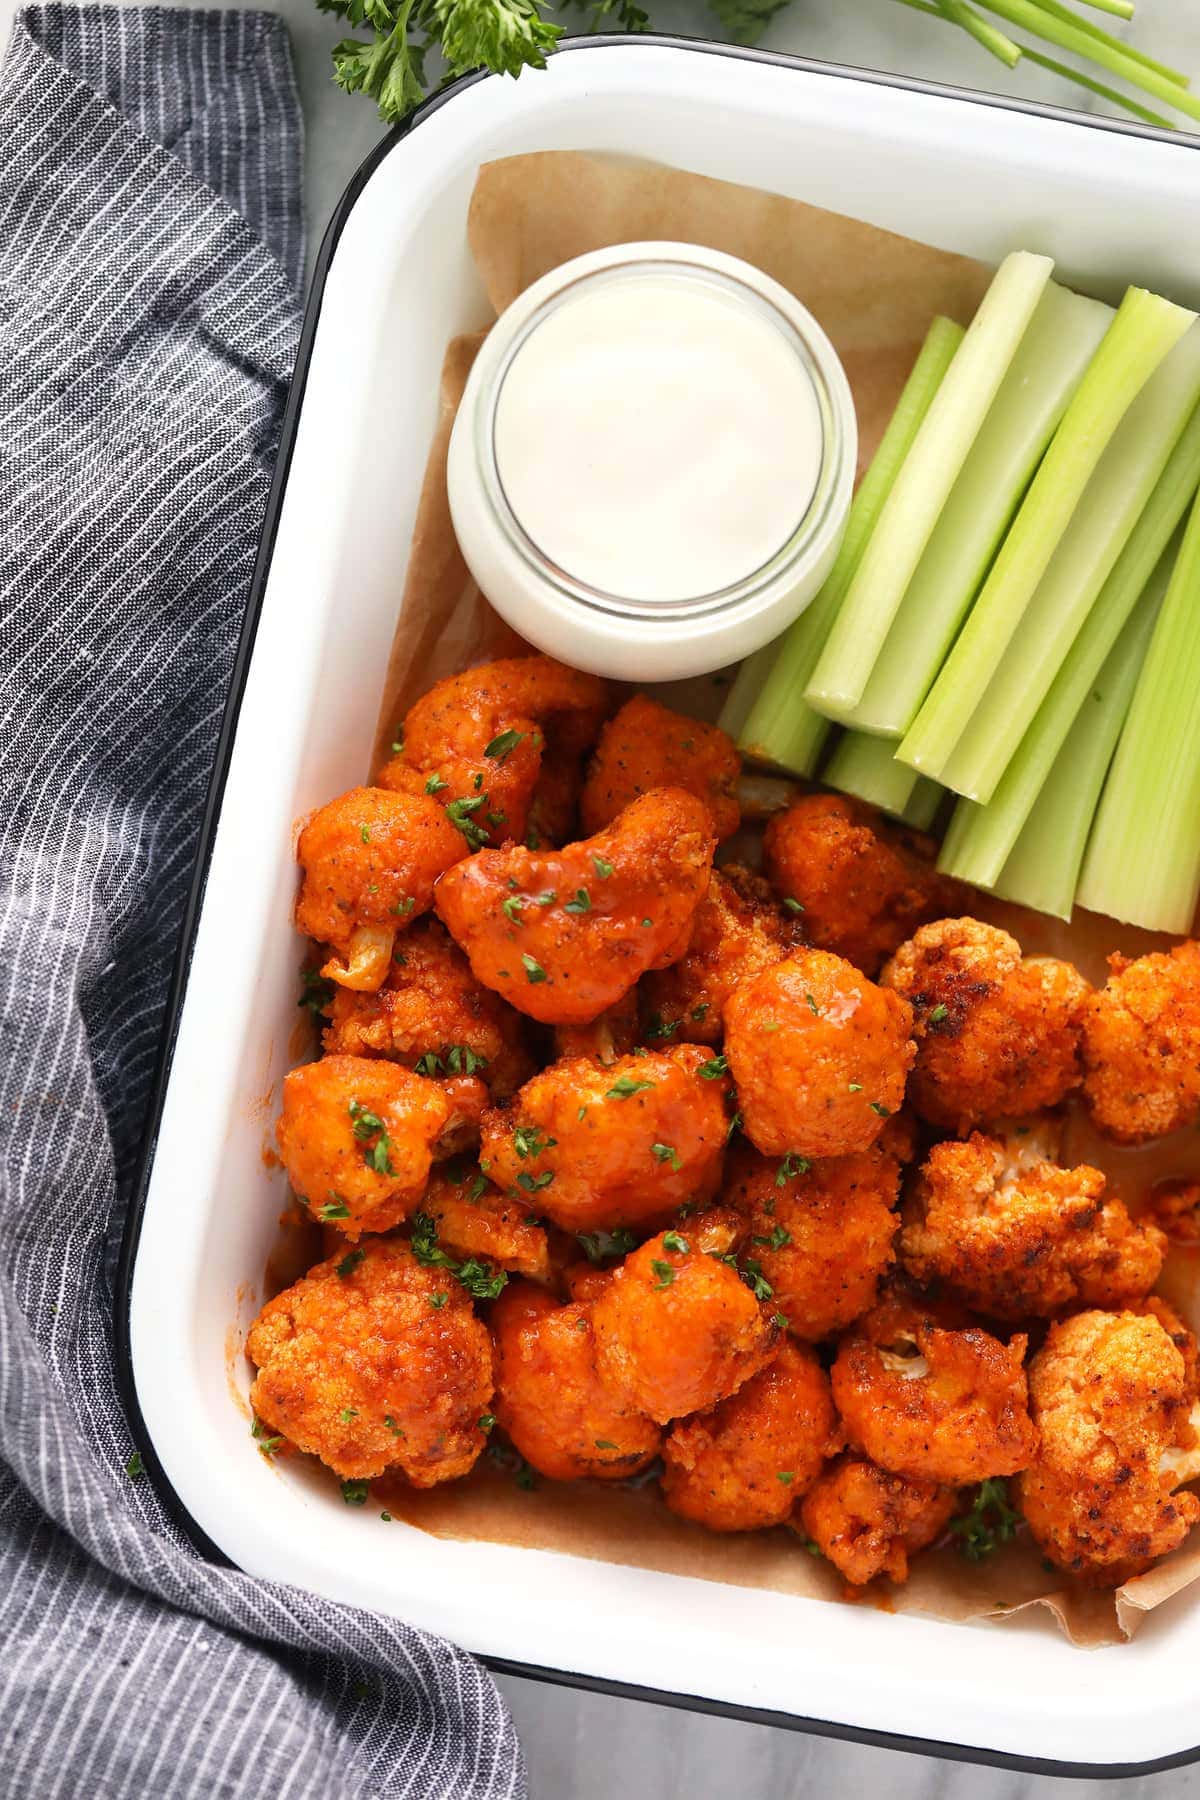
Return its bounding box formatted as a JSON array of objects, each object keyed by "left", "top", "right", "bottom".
[
  {"left": 411, "top": 1210, "right": 508, "bottom": 1299},
  {"left": 950, "top": 1478, "right": 1022, "bottom": 1562}
]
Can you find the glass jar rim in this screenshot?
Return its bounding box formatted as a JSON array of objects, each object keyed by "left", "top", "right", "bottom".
[{"left": 471, "top": 249, "right": 853, "bottom": 624}]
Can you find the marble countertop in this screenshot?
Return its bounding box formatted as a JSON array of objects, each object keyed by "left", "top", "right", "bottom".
[{"left": 4, "top": 0, "right": 1195, "bottom": 1790}]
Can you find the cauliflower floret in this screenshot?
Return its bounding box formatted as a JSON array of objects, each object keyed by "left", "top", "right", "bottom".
[
  {"left": 491, "top": 1280, "right": 661, "bottom": 1481},
  {"left": 322, "top": 918, "right": 532, "bottom": 1096},
  {"left": 1145, "top": 1179, "right": 1200, "bottom": 1246},
  {"left": 418, "top": 1163, "right": 551, "bottom": 1283},
  {"left": 901, "top": 1131, "right": 1165, "bottom": 1320},
  {"left": 377, "top": 655, "right": 609, "bottom": 847},
  {"left": 246, "top": 1238, "right": 493, "bottom": 1484},
  {"left": 661, "top": 1340, "right": 838, "bottom": 1531},
  {"left": 1017, "top": 1309, "right": 1200, "bottom": 1586},
  {"left": 276, "top": 1055, "right": 451, "bottom": 1239},
  {"left": 724, "top": 1139, "right": 900, "bottom": 1341},
  {"left": 641, "top": 865, "right": 800, "bottom": 1048},
  {"left": 880, "top": 918, "right": 1088, "bottom": 1132},
  {"left": 553, "top": 989, "right": 641, "bottom": 1066},
  {"left": 763, "top": 793, "right": 965, "bottom": 976},
  {"left": 295, "top": 786, "right": 464, "bottom": 991},
  {"left": 831, "top": 1294, "right": 1036, "bottom": 1485},
  {"left": 434, "top": 789, "right": 715, "bottom": 1025},
  {"left": 591, "top": 1214, "right": 778, "bottom": 1423},
  {"left": 580, "top": 695, "right": 741, "bottom": 841},
  {"left": 798, "top": 1453, "right": 956, "bottom": 1585},
  {"left": 723, "top": 948, "right": 915, "bottom": 1159},
  {"left": 479, "top": 1045, "right": 731, "bottom": 1235},
  {"left": 1082, "top": 943, "right": 1200, "bottom": 1144}
]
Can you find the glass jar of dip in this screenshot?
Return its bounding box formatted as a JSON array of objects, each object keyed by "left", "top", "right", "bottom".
[{"left": 447, "top": 241, "right": 856, "bottom": 682}]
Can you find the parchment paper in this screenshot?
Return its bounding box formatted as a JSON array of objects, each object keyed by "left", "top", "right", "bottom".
[{"left": 366, "top": 152, "right": 1200, "bottom": 1648}]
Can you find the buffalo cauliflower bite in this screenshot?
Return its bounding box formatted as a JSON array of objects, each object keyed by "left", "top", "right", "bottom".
[
  {"left": 724, "top": 1140, "right": 900, "bottom": 1341},
  {"left": 246, "top": 1238, "right": 494, "bottom": 1483},
  {"left": 641, "top": 865, "right": 800, "bottom": 1048},
  {"left": 880, "top": 918, "right": 1089, "bottom": 1132},
  {"left": 1146, "top": 1179, "right": 1200, "bottom": 1245},
  {"left": 831, "top": 1294, "right": 1036, "bottom": 1485},
  {"left": 434, "top": 789, "right": 716, "bottom": 1026},
  {"left": 580, "top": 696, "right": 741, "bottom": 841},
  {"left": 322, "top": 918, "right": 532, "bottom": 1096},
  {"left": 377, "top": 655, "right": 609, "bottom": 847},
  {"left": 418, "top": 1164, "right": 552, "bottom": 1283},
  {"left": 1017, "top": 1309, "right": 1200, "bottom": 1586},
  {"left": 763, "top": 794, "right": 965, "bottom": 976},
  {"left": 295, "top": 786, "right": 464, "bottom": 991},
  {"left": 661, "top": 1339, "right": 838, "bottom": 1531},
  {"left": 901, "top": 1131, "right": 1165, "bottom": 1320},
  {"left": 591, "top": 1213, "right": 778, "bottom": 1423},
  {"left": 491, "top": 1281, "right": 661, "bottom": 1481},
  {"left": 1082, "top": 943, "right": 1200, "bottom": 1144},
  {"left": 723, "top": 949, "right": 915, "bottom": 1159},
  {"left": 1138, "top": 1295, "right": 1200, "bottom": 1401},
  {"left": 276, "top": 1055, "right": 450, "bottom": 1239},
  {"left": 553, "top": 989, "right": 641, "bottom": 1066},
  {"left": 479, "top": 1045, "right": 731, "bottom": 1235},
  {"left": 798, "top": 1453, "right": 956, "bottom": 1585}
]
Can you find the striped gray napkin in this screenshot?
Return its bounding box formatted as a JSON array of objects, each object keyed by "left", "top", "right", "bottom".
[{"left": 0, "top": 8, "right": 524, "bottom": 1795}]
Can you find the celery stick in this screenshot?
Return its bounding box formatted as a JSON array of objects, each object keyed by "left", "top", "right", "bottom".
[
  {"left": 1026, "top": 0, "right": 1188, "bottom": 86},
  {"left": 938, "top": 0, "right": 1021, "bottom": 64},
  {"left": 989, "top": 580, "right": 1166, "bottom": 918},
  {"left": 975, "top": 0, "right": 1200, "bottom": 122},
  {"left": 928, "top": 322, "right": 1200, "bottom": 801},
  {"left": 1017, "top": 46, "right": 1174, "bottom": 129},
  {"left": 1077, "top": 488, "right": 1200, "bottom": 932},
  {"left": 726, "top": 316, "right": 964, "bottom": 775},
  {"left": 845, "top": 284, "right": 1112, "bottom": 737},
  {"left": 823, "top": 731, "right": 943, "bottom": 827},
  {"left": 898, "top": 288, "right": 1195, "bottom": 795},
  {"left": 806, "top": 253, "right": 1053, "bottom": 724}
]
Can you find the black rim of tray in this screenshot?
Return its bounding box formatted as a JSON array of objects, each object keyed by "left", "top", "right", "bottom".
[{"left": 112, "top": 34, "right": 1200, "bottom": 1781}]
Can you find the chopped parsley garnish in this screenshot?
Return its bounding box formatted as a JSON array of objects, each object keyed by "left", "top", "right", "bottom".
[
  {"left": 754, "top": 1224, "right": 792, "bottom": 1251},
  {"left": 340, "top": 1408, "right": 359, "bottom": 1422},
  {"left": 466, "top": 1172, "right": 488, "bottom": 1202},
  {"left": 320, "top": 1198, "right": 350, "bottom": 1221},
  {"left": 776, "top": 1471, "right": 795, "bottom": 1485},
  {"left": 594, "top": 1439, "right": 619, "bottom": 1451},
  {"left": 870, "top": 1101, "right": 892, "bottom": 1118},
  {"left": 380, "top": 1511, "right": 393, "bottom": 1522},
  {"left": 950, "top": 1478, "right": 1021, "bottom": 1562},
  {"left": 349, "top": 1100, "right": 395, "bottom": 1175},
  {"left": 698, "top": 1055, "right": 728, "bottom": 1080},
  {"left": 484, "top": 728, "right": 526, "bottom": 762},
  {"left": 772, "top": 1312, "right": 789, "bottom": 1330},
  {"left": 411, "top": 1211, "right": 508, "bottom": 1299},
  {"left": 592, "top": 854, "right": 614, "bottom": 878},
  {"left": 359, "top": 824, "right": 371, "bottom": 844},
  {"left": 531, "top": 889, "right": 556, "bottom": 907},
  {"left": 606, "top": 1075, "right": 655, "bottom": 1099},
  {"left": 726, "top": 1110, "right": 742, "bottom": 1141},
  {"left": 782, "top": 897, "right": 805, "bottom": 914},
  {"left": 775, "top": 1154, "right": 810, "bottom": 1187},
  {"left": 445, "top": 1045, "right": 487, "bottom": 1075},
  {"left": 384, "top": 1415, "right": 406, "bottom": 1437},
  {"left": 478, "top": 1414, "right": 496, "bottom": 1433},
  {"left": 564, "top": 888, "right": 592, "bottom": 914},
  {"left": 429, "top": 1291, "right": 449, "bottom": 1309},
  {"left": 652, "top": 1143, "right": 682, "bottom": 1171},
  {"left": 650, "top": 1259, "right": 675, "bottom": 1289},
  {"left": 502, "top": 896, "right": 523, "bottom": 924},
  {"left": 425, "top": 772, "right": 449, "bottom": 794},
  {"left": 336, "top": 1248, "right": 366, "bottom": 1279},
  {"left": 340, "top": 1479, "right": 369, "bottom": 1506},
  {"left": 125, "top": 1450, "right": 144, "bottom": 1479},
  {"left": 641, "top": 918, "right": 653, "bottom": 928},
  {"left": 690, "top": 1002, "right": 710, "bottom": 1022},
  {"left": 576, "top": 1227, "right": 636, "bottom": 1264},
  {"left": 513, "top": 1125, "right": 555, "bottom": 1159},
  {"left": 805, "top": 993, "right": 820, "bottom": 1016},
  {"left": 848, "top": 1082, "right": 862, "bottom": 1093},
  {"left": 740, "top": 1258, "right": 773, "bottom": 1301},
  {"left": 661, "top": 1230, "right": 689, "bottom": 1254},
  {"left": 252, "top": 1419, "right": 283, "bottom": 1456},
  {"left": 413, "top": 1052, "right": 442, "bottom": 1077},
  {"left": 517, "top": 1170, "right": 554, "bottom": 1194},
  {"left": 521, "top": 953, "right": 547, "bottom": 984},
  {"left": 446, "top": 793, "right": 490, "bottom": 849},
  {"left": 928, "top": 1003, "right": 949, "bottom": 1024},
  {"left": 389, "top": 895, "right": 415, "bottom": 917},
  {"left": 299, "top": 966, "right": 335, "bottom": 1022},
  {"left": 799, "top": 1535, "right": 824, "bottom": 1558},
  {"left": 645, "top": 1013, "right": 682, "bottom": 1041}
]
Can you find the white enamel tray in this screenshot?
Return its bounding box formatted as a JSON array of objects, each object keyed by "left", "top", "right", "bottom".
[{"left": 119, "top": 38, "right": 1200, "bottom": 1775}]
